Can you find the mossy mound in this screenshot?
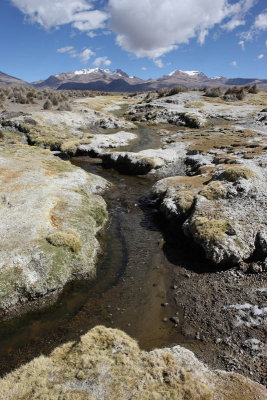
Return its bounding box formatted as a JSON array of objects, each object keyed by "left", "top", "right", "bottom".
[
  {"left": 188, "top": 217, "right": 231, "bottom": 242},
  {"left": 200, "top": 181, "right": 227, "bottom": 200},
  {"left": 175, "top": 190, "right": 195, "bottom": 213},
  {"left": 0, "top": 326, "right": 265, "bottom": 400},
  {"left": 221, "top": 166, "right": 255, "bottom": 182},
  {"left": 46, "top": 229, "right": 82, "bottom": 253}
]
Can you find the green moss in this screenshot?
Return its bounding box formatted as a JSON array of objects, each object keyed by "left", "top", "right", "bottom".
[
  {"left": 72, "top": 193, "right": 108, "bottom": 228},
  {"left": 189, "top": 217, "right": 231, "bottom": 242},
  {"left": 200, "top": 181, "right": 227, "bottom": 200},
  {"left": 0, "top": 266, "right": 24, "bottom": 307},
  {"left": 46, "top": 229, "right": 81, "bottom": 253},
  {"left": 221, "top": 166, "right": 255, "bottom": 182}
]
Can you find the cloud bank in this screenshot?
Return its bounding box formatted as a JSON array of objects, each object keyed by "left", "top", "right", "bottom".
[
  {"left": 108, "top": 0, "right": 257, "bottom": 59},
  {"left": 11, "top": 0, "right": 265, "bottom": 63},
  {"left": 10, "top": 0, "right": 108, "bottom": 32}
]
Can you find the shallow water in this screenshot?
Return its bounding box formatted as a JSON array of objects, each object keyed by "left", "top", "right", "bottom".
[{"left": 0, "top": 121, "right": 199, "bottom": 375}]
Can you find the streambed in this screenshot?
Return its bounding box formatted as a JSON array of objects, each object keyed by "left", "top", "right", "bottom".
[{"left": 0, "top": 119, "right": 265, "bottom": 386}]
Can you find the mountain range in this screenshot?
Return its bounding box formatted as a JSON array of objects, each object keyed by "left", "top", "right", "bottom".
[{"left": 1, "top": 68, "right": 267, "bottom": 92}]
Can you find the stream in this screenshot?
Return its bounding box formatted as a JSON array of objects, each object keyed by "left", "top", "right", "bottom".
[{"left": 0, "top": 121, "right": 200, "bottom": 376}]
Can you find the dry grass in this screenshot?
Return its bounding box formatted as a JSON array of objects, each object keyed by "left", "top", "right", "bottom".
[
  {"left": 175, "top": 190, "right": 195, "bottom": 213},
  {"left": 60, "top": 140, "right": 80, "bottom": 155},
  {"left": 0, "top": 325, "right": 265, "bottom": 400},
  {"left": 200, "top": 181, "right": 227, "bottom": 200},
  {"left": 185, "top": 102, "right": 204, "bottom": 108},
  {"left": 189, "top": 217, "right": 230, "bottom": 242},
  {"left": 46, "top": 229, "right": 82, "bottom": 253},
  {"left": 221, "top": 166, "right": 255, "bottom": 182}
]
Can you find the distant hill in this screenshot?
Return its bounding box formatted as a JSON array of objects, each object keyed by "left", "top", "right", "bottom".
[
  {"left": 0, "top": 71, "right": 29, "bottom": 87},
  {"left": 1, "top": 68, "right": 266, "bottom": 92}
]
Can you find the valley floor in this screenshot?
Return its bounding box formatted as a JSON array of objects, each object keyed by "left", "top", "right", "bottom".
[{"left": 0, "top": 89, "right": 266, "bottom": 398}]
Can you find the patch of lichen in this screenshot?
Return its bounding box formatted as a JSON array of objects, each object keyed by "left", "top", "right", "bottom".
[
  {"left": 200, "top": 181, "right": 227, "bottom": 200},
  {"left": 221, "top": 166, "right": 255, "bottom": 182},
  {"left": 46, "top": 229, "right": 82, "bottom": 253},
  {"left": 189, "top": 217, "right": 231, "bottom": 242}
]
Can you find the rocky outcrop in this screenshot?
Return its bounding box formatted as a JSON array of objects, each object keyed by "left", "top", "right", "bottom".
[
  {"left": 0, "top": 145, "right": 109, "bottom": 315},
  {"left": 77, "top": 130, "right": 138, "bottom": 156},
  {"left": 101, "top": 144, "right": 187, "bottom": 176},
  {"left": 0, "top": 325, "right": 265, "bottom": 400},
  {"left": 1, "top": 101, "right": 135, "bottom": 152},
  {"left": 152, "top": 161, "right": 267, "bottom": 268}
]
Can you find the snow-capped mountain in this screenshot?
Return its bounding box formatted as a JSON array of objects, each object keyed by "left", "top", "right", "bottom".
[{"left": 27, "top": 68, "right": 267, "bottom": 92}]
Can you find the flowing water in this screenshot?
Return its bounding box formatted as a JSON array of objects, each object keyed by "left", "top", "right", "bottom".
[{"left": 0, "top": 122, "right": 198, "bottom": 376}]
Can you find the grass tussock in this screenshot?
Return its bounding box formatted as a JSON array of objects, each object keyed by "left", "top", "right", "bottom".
[
  {"left": 46, "top": 229, "right": 81, "bottom": 252},
  {"left": 189, "top": 217, "right": 231, "bottom": 242},
  {"left": 0, "top": 325, "right": 264, "bottom": 400},
  {"left": 221, "top": 166, "right": 255, "bottom": 182},
  {"left": 200, "top": 181, "right": 227, "bottom": 200},
  {"left": 175, "top": 190, "right": 195, "bottom": 213},
  {"left": 60, "top": 140, "right": 79, "bottom": 155},
  {"left": 185, "top": 101, "right": 204, "bottom": 108}
]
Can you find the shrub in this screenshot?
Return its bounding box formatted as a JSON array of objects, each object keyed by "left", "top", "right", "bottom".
[
  {"left": 157, "top": 88, "right": 169, "bottom": 98},
  {"left": 51, "top": 96, "right": 59, "bottom": 106},
  {"left": 166, "top": 86, "right": 188, "bottom": 96},
  {"left": 57, "top": 101, "right": 72, "bottom": 111},
  {"left": 248, "top": 84, "right": 259, "bottom": 94},
  {"left": 223, "top": 86, "right": 246, "bottom": 101},
  {"left": 203, "top": 87, "right": 222, "bottom": 98},
  {"left": 43, "top": 99, "right": 52, "bottom": 110},
  {"left": 46, "top": 229, "right": 81, "bottom": 252}
]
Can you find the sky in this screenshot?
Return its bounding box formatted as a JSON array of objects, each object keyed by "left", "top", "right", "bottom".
[{"left": 0, "top": 0, "right": 266, "bottom": 82}]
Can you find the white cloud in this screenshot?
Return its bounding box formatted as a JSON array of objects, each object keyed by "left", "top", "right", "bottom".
[
  {"left": 79, "top": 48, "right": 95, "bottom": 62},
  {"left": 108, "top": 0, "right": 256, "bottom": 59},
  {"left": 241, "top": 9, "right": 267, "bottom": 40},
  {"left": 231, "top": 60, "right": 238, "bottom": 67},
  {"left": 57, "top": 46, "right": 95, "bottom": 63},
  {"left": 141, "top": 66, "right": 147, "bottom": 71},
  {"left": 222, "top": 0, "right": 257, "bottom": 31},
  {"left": 258, "top": 54, "right": 264, "bottom": 59},
  {"left": 154, "top": 59, "right": 164, "bottom": 68},
  {"left": 92, "top": 56, "right": 112, "bottom": 67},
  {"left": 254, "top": 10, "right": 267, "bottom": 30},
  {"left": 57, "top": 46, "right": 74, "bottom": 53},
  {"left": 10, "top": 0, "right": 108, "bottom": 33},
  {"left": 238, "top": 40, "right": 245, "bottom": 50}
]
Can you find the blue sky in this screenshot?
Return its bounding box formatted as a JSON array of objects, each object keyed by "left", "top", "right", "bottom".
[{"left": 0, "top": 0, "right": 266, "bottom": 82}]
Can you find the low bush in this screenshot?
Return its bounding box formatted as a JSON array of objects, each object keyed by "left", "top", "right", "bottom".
[
  {"left": 57, "top": 101, "right": 72, "bottom": 111},
  {"left": 203, "top": 87, "right": 222, "bottom": 98},
  {"left": 223, "top": 86, "right": 246, "bottom": 101},
  {"left": 43, "top": 99, "right": 52, "bottom": 110}
]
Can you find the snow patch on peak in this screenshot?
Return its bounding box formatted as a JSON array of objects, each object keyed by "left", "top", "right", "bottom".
[
  {"left": 74, "top": 68, "right": 112, "bottom": 75},
  {"left": 169, "top": 70, "right": 202, "bottom": 77},
  {"left": 181, "top": 70, "right": 201, "bottom": 76},
  {"left": 211, "top": 76, "right": 224, "bottom": 80}
]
